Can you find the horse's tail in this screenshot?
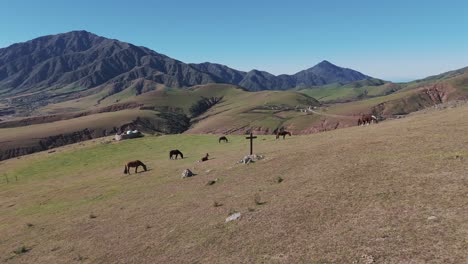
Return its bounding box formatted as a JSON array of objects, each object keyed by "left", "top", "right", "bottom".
[{"left": 124, "top": 165, "right": 128, "bottom": 174}]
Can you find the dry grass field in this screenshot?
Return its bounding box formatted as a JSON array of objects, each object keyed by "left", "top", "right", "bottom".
[
  {"left": 0, "top": 110, "right": 164, "bottom": 150},
  {"left": 0, "top": 105, "right": 467, "bottom": 263}
]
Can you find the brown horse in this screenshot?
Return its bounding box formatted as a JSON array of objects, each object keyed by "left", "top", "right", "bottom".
[
  {"left": 358, "top": 114, "right": 378, "bottom": 126},
  {"left": 169, "top": 149, "right": 184, "bottom": 159},
  {"left": 124, "top": 160, "right": 147, "bottom": 174},
  {"left": 200, "top": 153, "right": 209, "bottom": 162},
  {"left": 276, "top": 131, "right": 292, "bottom": 139},
  {"left": 218, "top": 136, "right": 228, "bottom": 143}
]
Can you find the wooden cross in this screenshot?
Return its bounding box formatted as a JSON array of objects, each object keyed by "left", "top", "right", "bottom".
[{"left": 245, "top": 132, "right": 257, "bottom": 155}]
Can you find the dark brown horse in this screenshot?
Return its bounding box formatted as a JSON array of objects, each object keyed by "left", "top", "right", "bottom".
[
  {"left": 169, "top": 149, "right": 184, "bottom": 159},
  {"left": 276, "top": 131, "right": 292, "bottom": 139},
  {"left": 200, "top": 153, "right": 209, "bottom": 162},
  {"left": 218, "top": 136, "right": 228, "bottom": 143},
  {"left": 124, "top": 160, "right": 147, "bottom": 174},
  {"left": 358, "top": 114, "right": 378, "bottom": 126}
]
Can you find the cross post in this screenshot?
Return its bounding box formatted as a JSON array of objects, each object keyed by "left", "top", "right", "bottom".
[{"left": 245, "top": 132, "right": 257, "bottom": 155}]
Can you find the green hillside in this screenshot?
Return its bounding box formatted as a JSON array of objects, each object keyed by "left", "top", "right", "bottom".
[{"left": 297, "top": 79, "right": 402, "bottom": 102}]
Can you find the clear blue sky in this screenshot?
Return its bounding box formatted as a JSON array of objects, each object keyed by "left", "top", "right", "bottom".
[{"left": 1, "top": 0, "right": 467, "bottom": 81}]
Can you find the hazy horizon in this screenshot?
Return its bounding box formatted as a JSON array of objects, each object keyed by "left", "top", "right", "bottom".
[{"left": 1, "top": 0, "right": 467, "bottom": 82}]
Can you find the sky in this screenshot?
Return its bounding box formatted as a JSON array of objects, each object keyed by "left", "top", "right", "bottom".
[{"left": 1, "top": 0, "right": 467, "bottom": 82}]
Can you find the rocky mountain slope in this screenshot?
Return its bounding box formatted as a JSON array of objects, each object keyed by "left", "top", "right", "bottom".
[{"left": 0, "top": 31, "right": 372, "bottom": 114}]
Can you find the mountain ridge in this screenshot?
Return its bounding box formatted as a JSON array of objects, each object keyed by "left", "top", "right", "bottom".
[{"left": 0, "top": 30, "right": 373, "bottom": 101}]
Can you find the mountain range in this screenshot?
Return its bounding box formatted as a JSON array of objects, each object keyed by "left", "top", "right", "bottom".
[{"left": 0, "top": 30, "right": 372, "bottom": 102}]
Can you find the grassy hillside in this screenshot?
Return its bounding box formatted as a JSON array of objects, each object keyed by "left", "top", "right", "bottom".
[
  {"left": 187, "top": 89, "right": 321, "bottom": 134},
  {"left": 1, "top": 105, "right": 467, "bottom": 263},
  {"left": 3, "top": 67, "right": 468, "bottom": 161},
  {"left": 297, "top": 79, "right": 401, "bottom": 103},
  {"left": 0, "top": 84, "right": 325, "bottom": 160}
]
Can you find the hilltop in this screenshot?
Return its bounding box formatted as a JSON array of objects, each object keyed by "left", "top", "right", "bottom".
[{"left": 1, "top": 104, "right": 467, "bottom": 263}]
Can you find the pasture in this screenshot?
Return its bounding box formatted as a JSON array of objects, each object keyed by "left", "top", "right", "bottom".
[{"left": 1, "top": 105, "right": 467, "bottom": 263}]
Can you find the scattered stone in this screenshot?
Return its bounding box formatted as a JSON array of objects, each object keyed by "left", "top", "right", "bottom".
[
  {"left": 181, "top": 169, "right": 194, "bottom": 178},
  {"left": 89, "top": 214, "right": 97, "bottom": 219},
  {"left": 360, "top": 254, "right": 374, "bottom": 264},
  {"left": 50, "top": 246, "right": 61, "bottom": 252},
  {"left": 26, "top": 223, "right": 34, "bottom": 228},
  {"left": 225, "top": 212, "right": 241, "bottom": 223},
  {"left": 47, "top": 150, "right": 56, "bottom": 154},
  {"left": 238, "top": 154, "right": 265, "bottom": 164},
  {"left": 213, "top": 201, "right": 223, "bottom": 207},
  {"left": 207, "top": 178, "right": 219, "bottom": 186},
  {"left": 74, "top": 255, "right": 87, "bottom": 261},
  {"left": 276, "top": 176, "right": 284, "bottom": 183},
  {"left": 254, "top": 193, "right": 266, "bottom": 205},
  {"left": 427, "top": 216, "right": 437, "bottom": 221},
  {"left": 13, "top": 245, "right": 30, "bottom": 255}
]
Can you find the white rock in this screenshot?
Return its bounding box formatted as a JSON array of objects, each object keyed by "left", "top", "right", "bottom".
[
  {"left": 181, "top": 169, "right": 194, "bottom": 178},
  {"left": 427, "top": 216, "right": 437, "bottom": 220},
  {"left": 225, "top": 212, "right": 241, "bottom": 223}
]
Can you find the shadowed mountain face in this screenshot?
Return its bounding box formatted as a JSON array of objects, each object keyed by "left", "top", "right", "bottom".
[
  {"left": 0, "top": 31, "right": 372, "bottom": 99},
  {"left": 0, "top": 31, "right": 219, "bottom": 97}
]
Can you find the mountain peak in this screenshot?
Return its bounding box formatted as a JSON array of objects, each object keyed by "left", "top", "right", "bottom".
[
  {"left": 313, "top": 60, "right": 338, "bottom": 69},
  {"left": 317, "top": 60, "right": 333, "bottom": 66},
  {"left": 293, "top": 61, "right": 370, "bottom": 87}
]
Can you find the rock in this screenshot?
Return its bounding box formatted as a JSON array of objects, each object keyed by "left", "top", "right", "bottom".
[
  {"left": 361, "top": 254, "right": 374, "bottom": 264},
  {"left": 207, "top": 178, "right": 219, "bottom": 186},
  {"left": 427, "top": 216, "right": 437, "bottom": 220},
  {"left": 240, "top": 155, "right": 253, "bottom": 164},
  {"left": 238, "top": 154, "right": 265, "bottom": 164},
  {"left": 225, "top": 212, "right": 241, "bottom": 223},
  {"left": 181, "top": 169, "right": 194, "bottom": 178}
]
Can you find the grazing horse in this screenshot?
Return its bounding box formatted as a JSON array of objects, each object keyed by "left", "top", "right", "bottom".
[
  {"left": 218, "top": 136, "right": 228, "bottom": 143},
  {"left": 169, "top": 149, "right": 184, "bottom": 159},
  {"left": 124, "top": 160, "right": 147, "bottom": 174},
  {"left": 199, "top": 153, "right": 209, "bottom": 162},
  {"left": 276, "top": 131, "right": 292, "bottom": 139},
  {"left": 359, "top": 114, "right": 378, "bottom": 126}
]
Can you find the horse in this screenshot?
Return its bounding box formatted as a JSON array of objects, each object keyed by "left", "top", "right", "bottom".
[
  {"left": 124, "top": 160, "right": 147, "bottom": 174},
  {"left": 359, "top": 114, "right": 378, "bottom": 126},
  {"left": 218, "top": 136, "right": 228, "bottom": 143},
  {"left": 199, "top": 153, "right": 209, "bottom": 162},
  {"left": 169, "top": 149, "right": 184, "bottom": 159},
  {"left": 276, "top": 131, "right": 292, "bottom": 139}
]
